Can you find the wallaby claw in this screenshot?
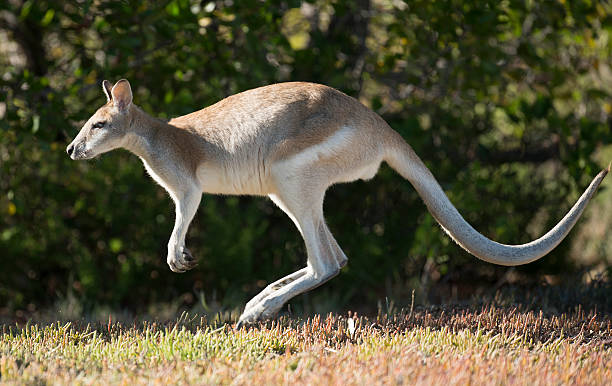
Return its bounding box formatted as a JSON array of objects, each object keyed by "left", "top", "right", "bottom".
[
  {"left": 235, "top": 319, "right": 248, "bottom": 329},
  {"left": 236, "top": 314, "right": 255, "bottom": 329},
  {"left": 180, "top": 247, "right": 198, "bottom": 270},
  {"left": 182, "top": 247, "right": 195, "bottom": 262},
  {"left": 168, "top": 260, "right": 185, "bottom": 273}
]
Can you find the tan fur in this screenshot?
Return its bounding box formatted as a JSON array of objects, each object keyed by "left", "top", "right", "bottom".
[{"left": 67, "top": 79, "right": 608, "bottom": 326}]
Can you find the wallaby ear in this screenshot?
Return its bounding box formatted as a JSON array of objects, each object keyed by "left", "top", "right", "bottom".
[
  {"left": 111, "top": 79, "right": 133, "bottom": 112},
  {"left": 102, "top": 80, "right": 113, "bottom": 102}
]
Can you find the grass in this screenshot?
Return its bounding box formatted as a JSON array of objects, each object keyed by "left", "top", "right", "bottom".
[{"left": 1, "top": 300, "right": 611, "bottom": 385}]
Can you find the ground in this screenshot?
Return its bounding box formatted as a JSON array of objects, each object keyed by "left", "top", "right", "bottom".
[{"left": 1, "top": 300, "right": 611, "bottom": 385}]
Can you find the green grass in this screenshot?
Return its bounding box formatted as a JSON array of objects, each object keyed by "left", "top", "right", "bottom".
[{"left": 1, "top": 304, "right": 611, "bottom": 385}]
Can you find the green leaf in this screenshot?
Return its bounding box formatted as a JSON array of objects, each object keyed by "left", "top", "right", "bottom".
[{"left": 41, "top": 9, "right": 55, "bottom": 26}]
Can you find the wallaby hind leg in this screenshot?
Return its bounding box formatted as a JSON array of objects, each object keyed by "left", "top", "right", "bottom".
[
  {"left": 237, "top": 183, "right": 346, "bottom": 326},
  {"left": 242, "top": 191, "right": 347, "bottom": 314},
  {"left": 242, "top": 268, "right": 308, "bottom": 313}
]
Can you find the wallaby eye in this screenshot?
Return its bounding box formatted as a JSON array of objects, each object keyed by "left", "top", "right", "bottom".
[{"left": 92, "top": 121, "right": 106, "bottom": 129}]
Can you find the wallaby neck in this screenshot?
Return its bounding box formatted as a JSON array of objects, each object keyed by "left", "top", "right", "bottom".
[{"left": 121, "top": 105, "right": 169, "bottom": 164}]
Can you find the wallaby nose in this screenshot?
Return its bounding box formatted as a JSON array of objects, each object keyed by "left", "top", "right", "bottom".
[{"left": 66, "top": 144, "right": 74, "bottom": 157}]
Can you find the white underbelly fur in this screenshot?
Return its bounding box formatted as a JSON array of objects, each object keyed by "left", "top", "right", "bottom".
[
  {"left": 197, "top": 163, "right": 270, "bottom": 196},
  {"left": 277, "top": 126, "right": 382, "bottom": 185}
]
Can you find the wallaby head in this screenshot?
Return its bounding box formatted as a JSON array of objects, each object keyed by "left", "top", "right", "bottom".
[{"left": 66, "top": 79, "right": 134, "bottom": 160}]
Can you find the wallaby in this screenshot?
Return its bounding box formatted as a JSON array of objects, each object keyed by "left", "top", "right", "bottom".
[{"left": 67, "top": 79, "right": 608, "bottom": 326}]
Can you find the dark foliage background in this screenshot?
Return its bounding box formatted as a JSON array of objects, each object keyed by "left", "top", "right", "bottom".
[{"left": 1, "top": 0, "right": 611, "bottom": 316}]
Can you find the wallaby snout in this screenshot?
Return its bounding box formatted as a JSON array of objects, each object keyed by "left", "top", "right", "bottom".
[
  {"left": 66, "top": 140, "right": 80, "bottom": 160},
  {"left": 66, "top": 141, "right": 82, "bottom": 159},
  {"left": 66, "top": 137, "right": 88, "bottom": 160}
]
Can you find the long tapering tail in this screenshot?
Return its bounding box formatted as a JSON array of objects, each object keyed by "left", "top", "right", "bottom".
[{"left": 385, "top": 140, "right": 608, "bottom": 266}]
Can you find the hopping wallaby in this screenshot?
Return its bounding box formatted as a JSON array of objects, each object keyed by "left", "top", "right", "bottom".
[{"left": 67, "top": 79, "right": 608, "bottom": 326}]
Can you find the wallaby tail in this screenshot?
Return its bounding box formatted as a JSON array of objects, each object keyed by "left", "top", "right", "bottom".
[{"left": 385, "top": 139, "right": 608, "bottom": 266}]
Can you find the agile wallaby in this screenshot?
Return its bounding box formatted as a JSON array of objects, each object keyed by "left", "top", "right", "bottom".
[{"left": 67, "top": 79, "right": 608, "bottom": 326}]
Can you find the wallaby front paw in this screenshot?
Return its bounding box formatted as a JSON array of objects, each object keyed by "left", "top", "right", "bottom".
[{"left": 167, "top": 246, "right": 197, "bottom": 273}]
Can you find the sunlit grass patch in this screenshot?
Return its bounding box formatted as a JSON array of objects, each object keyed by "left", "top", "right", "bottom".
[{"left": 1, "top": 305, "right": 611, "bottom": 384}]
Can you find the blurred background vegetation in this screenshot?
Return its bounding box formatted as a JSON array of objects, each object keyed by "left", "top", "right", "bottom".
[{"left": 1, "top": 0, "right": 612, "bottom": 320}]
